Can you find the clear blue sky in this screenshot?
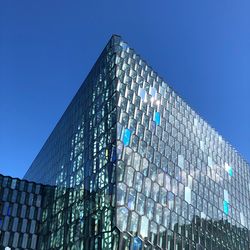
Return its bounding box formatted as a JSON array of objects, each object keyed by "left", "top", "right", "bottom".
[{"left": 0, "top": 0, "right": 249, "bottom": 178}]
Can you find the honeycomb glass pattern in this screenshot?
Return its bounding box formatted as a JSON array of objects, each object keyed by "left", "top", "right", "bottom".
[
  {"left": 0, "top": 175, "right": 43, "bottom": 249},
  {"left": 19, "top": 35, "right": 250, "bottom": 250},
  {"left": 116, "top": 38, "right": 250, "bottom": 250}
]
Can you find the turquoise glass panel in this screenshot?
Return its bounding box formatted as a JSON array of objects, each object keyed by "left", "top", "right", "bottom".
[
  {"left": 223, "top": 200, "right": 229, "bottom": 215},
  {"left": 228, "top": 167, "right": 233, "bottom": 177},
  {"left": 154, "top": 112, "right": 160, "bottom": 125},
  {"left": 123, "top": 128, "right": 131, "bottom": 146}
]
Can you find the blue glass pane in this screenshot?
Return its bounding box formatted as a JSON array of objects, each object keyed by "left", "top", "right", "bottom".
[
  {"left": 7, "top": 207, "right": 11, "bottom": 216},
  {"left": 133, "top": 237, "right": 142, "bottom": 250},
  {"left": 154, "top": 112, "right": 160, "bottom": 125},
  {"left": 111, "top": 146, "right": 116, "bottom": 162},
  {"left": 123, "top": 128, "right": 131, "bottom": 146},
  {"left": 139, "top": 87, "right": 146, "bottom": 101},
  {"left": 228, "top": 167, "right": 233, "bottom": 177},
  {"left": 223, "top": 200, "right": 229, "bottom": 215}
]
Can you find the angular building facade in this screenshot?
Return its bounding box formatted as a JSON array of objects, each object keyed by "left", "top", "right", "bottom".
[{"left": 1, "top": 35, "right": 249, "bottom": 249}]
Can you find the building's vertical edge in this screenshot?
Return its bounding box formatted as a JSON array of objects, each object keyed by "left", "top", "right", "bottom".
[
  {"left": 107, "top": 34, "right": 122, "bottom": 250},
  {"left": 33, "top": 35, "right": 123, "bottom": 250}
]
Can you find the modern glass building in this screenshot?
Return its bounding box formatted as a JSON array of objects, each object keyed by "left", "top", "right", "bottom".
[{"left": 1, "top": 35, "right": 250, "bottom": 249}]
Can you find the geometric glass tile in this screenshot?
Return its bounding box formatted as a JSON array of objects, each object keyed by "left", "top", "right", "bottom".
[
  {"left": 133, "top": 236, "right": 142, "bottom": 250},
  {"left": 224, "top": 189, "right": 229, "bottom": 202},
  {"left": 123, "top": 128, "right": 132, "bottom": 146},
  {"left": 185, "top": 187, "right": 192, "bottom": 204},
  {"left": 138, "top": 87, "right": 146, "bottom": 102},
  {"left": 223, "top": 200, "right": 229, "bottom": 215},
  {"left": 154, "top": 112, "right": 160, "bottom": 126}
]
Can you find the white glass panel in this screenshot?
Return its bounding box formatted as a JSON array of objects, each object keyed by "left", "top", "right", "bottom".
[
  {"left": 138, "top": 87, "right": 146, "bottom": 102},
  {"left": 224, "top": 189, "right": 229, "bottom": 202},
  {"left": 117, "top": 183, "right": 127, "bottom": 206},
  {"left": 188, "top": 175, "right": 193, "bottom": 189},
  {"left": 136, "top": 193, "right": 145, "bottom": 215},
  {"left": 200, "top": 141, "right": 204, "bottom": 151},
  {"left": 129, "top": 211, "right": 139, "bottom": 233},
  {"left": 140, "top": 216, "right": 149, "bottom": 238},
  {"left": 178, "top": 155, "right": 184, "bottom": 169},
  {"left": 117, "top": 207, "right": 128, "bottom": 231},
  {"left": 208, "top": 156, "right": 213, "bottom": 167},
  {"left": 240, "top": 212, "right": 245, "bottom": 226},
  {"left": 144, "top": 178, "right": 151, "bottom": 197},
  {"left": 185, "top": 187, "right": 192, "bottom": 204},
  {"left": 146, "top": 198, "right": 154, "bottom": 219},
  {"left": 127, "top": 188, "right": 136, "bottom": 210},
  {"left": 149, "top": 86, "right": 157, "bottom": 98},
  {"left": 155, "top": 204, "right": 162, "bottom": 224}
]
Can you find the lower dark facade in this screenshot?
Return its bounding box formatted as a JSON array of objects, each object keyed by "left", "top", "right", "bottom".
[
  {"left": 1, "top": 173, "right": 249, "bottom": 250},
  {"left": 0, "top": 175, "right": 43, "bottom": 249}
]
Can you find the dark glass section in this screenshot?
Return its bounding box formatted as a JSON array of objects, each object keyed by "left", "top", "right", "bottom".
[
  {"left": 0, "top": 174, "right": 44, "bottom": 249},
  {"left": 24, "top": 35, "right": 120, "bottom": 249}
]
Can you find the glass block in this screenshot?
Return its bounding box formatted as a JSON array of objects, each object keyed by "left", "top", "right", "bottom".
[
  {"left": 123, "top": 128, "right": 132, "bottom": 146},
  {"left": 208, "top": 156, "right": 213, "bottom": 167},
  {"left": 185, "top": 187, "right": 192, "bottom": 204},
  {"left": 159, "top": 187, "right": 167, "bottom": 206},
  {"left": 136, "top": 193, "right": 145, "bottom": 215},
  {"left": 133, "top": 153, "right": 141, "bottom": 171},
  {"left": 155, "top": 203, "right": 163, "bottom": 224},
  {"left": 127, "top": 188, "right": 136, "bottom": 210},
  {"left": 225, "top": 162, "right": 233, "bottom": 176},
  {"left": 167, "top": 192, "right": 175, "bottom": 210},
  {"left": 151, "top": 182, "right": 160, "bottom": 201},
  {"left": 224, "top": 189, "right": 229, "bottom": 202},
  {"left": 149, "top": 86, "right": 157, "bottom": 98},
  {"left": 240, "top": 212, "right": 245, "bottom": 226},
  {"left": 134, "top": 172, "right": 143, "bottom": 192},
  {"left": 140, "top": 158, "right": 149, "bottom": 176},
  {"left": 129, "top": 212, "right": 139, "bottom": 234},
  {"left": 140, "top": 216, "right": 149, "bottom": 238},
  {"left": 223, "top": 201, "right": 229, "bottom": 215},
  {"left": 154, "top": 111, "right": 161, "bottom": 126},
  {"left": 178, "top": 155, "right": 184, "bottom": 169},
  {"left": 146, "top": 198, "right": 154, "bottom": 219},
  {"left": 133, "top": 236, "right": 142, "bottom": 250},
  {"left": 126, "top": 167, "right": 135, "bottom": 188},
  {"left": 149, "top": 221, "right": 157, "bottom": 244},
  {"left": 117, "top": 183, "right": 127, "bottom": 206},
  {"left": 138, "top": 87, "right": 146, "bottom": 102},
  {"left": 117, "top": 207, "right": 129, "bottom": 231},
  {"left": 144, "top": 178, "right": 151, "bottom": 197}
]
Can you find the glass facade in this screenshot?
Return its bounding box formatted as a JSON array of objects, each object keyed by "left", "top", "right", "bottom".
[
  {"left": 25, "top": 35, "right": 118, "bottom": 249},
  {"left": 115, "top": 37, "right": 250, "bottom": 250},
  {"left": 0, "top": 174, "right": 43, "bottom": 249},
  {"left": 0, "top": 35, "right": 249, "bottom": 249}
]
